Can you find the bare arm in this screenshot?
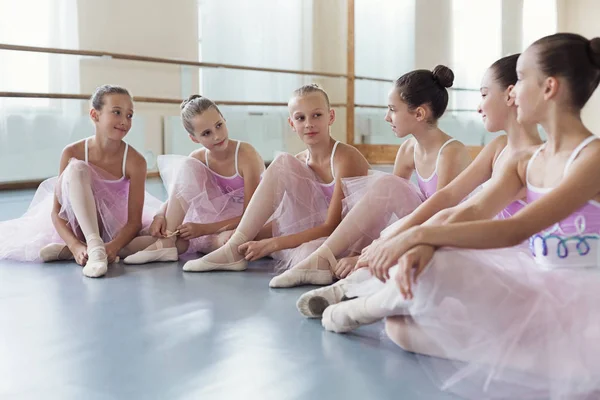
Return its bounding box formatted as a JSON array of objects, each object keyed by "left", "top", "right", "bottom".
[
  {"left": 392, "top": 139, "right": 416, "bottom": 179},
  {"left": 381, "top": 137, "right": 505, "bottom": 238},
  {"left": 413, "top": 145, "right": 600, "bottom": 250}
]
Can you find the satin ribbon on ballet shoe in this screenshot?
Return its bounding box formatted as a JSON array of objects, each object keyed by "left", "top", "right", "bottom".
[
  {"left": 269, "top": 245, "right": 336, "bottom": 288},
  {"left": 183, "top": 231, "right": 248, "bottom": 272},
  {"left": 82, "top": 246, "right": 108, "bottom": 278},
  {"left": 123, "top": 240, "right": 178, "bottom": 264},
  {"left": 164, "top": 229, "right": 180, "bottom": 238}
]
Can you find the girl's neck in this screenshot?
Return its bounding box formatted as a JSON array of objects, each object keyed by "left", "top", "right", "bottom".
[
  {"left": 540, "top": 109, "right": 591, "bottom": 154},
  {"left": 307, "top": 136, "right": 335, "bottom": 163},
  {"left": 504, "top": 113, "right": 543, "bottom": 150},
  {"left": 91, "top": 134, "right": 122, "bottom": 157},
  {"left": 412, "top": 125, "right": 450, "bottom": 153},
  {"left": 207, "top": 140, "right": 236, "bottom": 162}
]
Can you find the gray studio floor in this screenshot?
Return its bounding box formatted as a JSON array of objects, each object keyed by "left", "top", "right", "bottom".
[{"left": 0, "top": 179, "right": 460, "bottom": 400}]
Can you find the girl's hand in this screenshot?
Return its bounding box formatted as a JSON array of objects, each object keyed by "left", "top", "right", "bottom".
[
  {"left": 238, "top": 239, "right": 278, "bottom": 261},
  {"left": 369, "top": 229, "right": 417, "bottom": 282},
  {"left": 334, "top": 255, "right": 359, "bottom": 279},
  {"left": 150, "top": 215, "right": 167, "bottom": 237},
  {"left": 177, "top": 223, "right": 207, "bottom": 240},
  {"left": 396, "top": 245, "right": 435, "bottom": 300},
  {"left": 104, "top": 241, "right": 120, "bottom": 264},
  {"left": 69, "top": 241, "right": 88, "bottom": 266}
]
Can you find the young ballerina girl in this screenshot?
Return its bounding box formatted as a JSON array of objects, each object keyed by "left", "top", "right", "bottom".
[
  {"left": 323, "top": 33, "right": 600, "bottom": 400},
  {"left": 183, "top": 84, "right": 370, "bottom": 287},
  {"left": 296, "top": 54, "right": 542, "bottom": 318},
  {"left": 122, "top": 95, "right": 265, "bottom": 264},
  {"left": 0, "top": 85, "right": 161, "bottom": 278},
  {"left": 286, "top": 65, "right": 471, "bottom": 293}
]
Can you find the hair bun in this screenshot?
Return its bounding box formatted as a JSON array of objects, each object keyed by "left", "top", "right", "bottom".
[
  {"left": 432, "top": 65, "right": 454, "bottom": 88},
  {"left": 180, "top": 94, "right": 202, "bottom": 110},
  {"left": 589, "top": 37, "right": 600, "bottom": 68}
]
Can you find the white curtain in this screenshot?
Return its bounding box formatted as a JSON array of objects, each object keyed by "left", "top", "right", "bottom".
[
  {"left": 0, "top": 0, "right": 81, "bottom": 183},
  {"left": 198, "top": 0, "right": 312, "bottom": 104},
  {"left": 0, "top": 0, "right": 80, "bottom": 110},
  {"left": 447, "top": 0, "right": 502, "bottom": 146},
  {"left": 355, "top": 0, "right": 415, "bottom": 106},
  {"left": 354, "top": 0, "right": 416, "bottom": 144}
]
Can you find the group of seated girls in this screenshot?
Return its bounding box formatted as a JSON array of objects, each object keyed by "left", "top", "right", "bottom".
[{"left": 2, "top": 32, "right": 600, "bottom": 400}]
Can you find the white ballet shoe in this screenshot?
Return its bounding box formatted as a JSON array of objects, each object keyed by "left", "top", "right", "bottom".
[
  {"left": 40, "top": 243, "right": 74, "bottom": 262},
  {"left": 321, "top": 298, "right": 382, "bottom": 333},
  {"left": 123, "top": 241, "right": 178, "bottom": 264},
  {"left": 296, "top": 279, "right": 349, "bottom": 318},
  {"left": 269, "top": 245, "right": 337, "bottom": 288},
  {"left": 82, "top": 246, "right": 108, "bottom": 278},
  {"left": 183, "top": 232, "right": 248, "bottom": 272}
]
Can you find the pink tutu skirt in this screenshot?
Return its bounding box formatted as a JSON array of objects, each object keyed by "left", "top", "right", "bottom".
[
  {"left": 266, "top": 153, "right": 336, "bottom": 270},
  {"left": 269, "top": 155, "right": 424, "bottom": 269},
  {"left": 157, "top": 155, "right": 245, "bottom": 254},
  {"left": 340, "top": 173, "right": 424, "bottom": 255},
  {"left": 383, "top": 247, "right": 600, "bottom": 400},
  {"left": 0, "top": 159, "right": 161, "bottom": 262}
]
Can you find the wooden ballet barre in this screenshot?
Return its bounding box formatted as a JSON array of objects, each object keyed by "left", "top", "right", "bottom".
[
  {"left": 0, "top": 44, "right": 480, "bottom": 91},
  {"left": 0, "top": 43, "right": 348, "bottom": 79},
  {"left": 355, "top": 103, "right": 476, "bottom": 112},
  {"left": 356, "top": 143, "right": 483, "bottom": 165},
  {"left": 0, "top": 92, "right": 346, "bottom": 108},
  {"left": 354, "top": 76, "right": 479, "bottom": 92}
]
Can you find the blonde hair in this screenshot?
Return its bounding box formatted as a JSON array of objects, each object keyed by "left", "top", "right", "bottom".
[{"left": 291, "top": 83, "right": 331, "bottom": 109}]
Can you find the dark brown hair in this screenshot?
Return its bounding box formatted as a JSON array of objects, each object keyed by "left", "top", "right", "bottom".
[
  {"left": 394, "top": 65, "right": 454, "bottom": 122},
  {"left": 90, "top": 84, "right": 132, "bottom": 110},
  {"left": 490, "top": 54, "right": 520, "bottom": 89},
  {"left": 532, "top": 33, "right": 600, "bottom": 109}
]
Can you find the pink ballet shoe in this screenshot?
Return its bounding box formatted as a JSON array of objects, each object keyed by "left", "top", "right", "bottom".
[
  {"left": 322, "top": 297, "right": 382, "bottom": 333},
  {"left": 82, "top": 246, "right": 108, "bottom": 278},
  {"left": 40, "top": 243, "right": 74, "bottom": 262},
  {"left": 124, "top": 240, "right": 178, "bottom": 264},
  {"left": 183, "top": 232, "right": 248, "bottom": 272},
  {"left": 269, "top": 245, "right": 336, "bottom": 288},
  {"left": 296, "top": 279, "right": 349, "bottom": 318}
]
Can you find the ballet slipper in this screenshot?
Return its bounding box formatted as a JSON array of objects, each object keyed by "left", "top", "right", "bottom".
[
  {"left": 321, "top": 297, "right": 382, "bottom": 333},
  {"left": 296, "top": 279, "right": 349, "bottom": 318},
  {"left": 123, "top": 240, "right": 178, "bottom": 264},
  {"left": 40, "top": 243, "right": 74, "bottom": 262},
  {"left": 269, "top": 245, "right": 336, "bottom": 288},
  {"left": 183, "top": 231, "right": 248, "bottom": 272},
  {"left": 82, "top": 246, "right": 108, "bottom": 278}
]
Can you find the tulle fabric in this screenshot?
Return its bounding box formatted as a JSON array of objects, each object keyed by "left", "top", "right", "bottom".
[
  {"left": 339, "top": 172, "right": 425, "bottom": 256},
  {"left": 0, "top": 159, "right": 161, "bottom": 262},
  {"left": 157, "top": 155, "right": 245, "bottom": 254},
  {"left": 261, "top": 153, "right": 333, "bottom": 269},
  {"left": 383, "top": 247, "right": 600, "bottom": 400}
]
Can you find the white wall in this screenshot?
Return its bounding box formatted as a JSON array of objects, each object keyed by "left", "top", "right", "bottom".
[{"left": 558, "top": 0, "right": 600, "bottom": 133}]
